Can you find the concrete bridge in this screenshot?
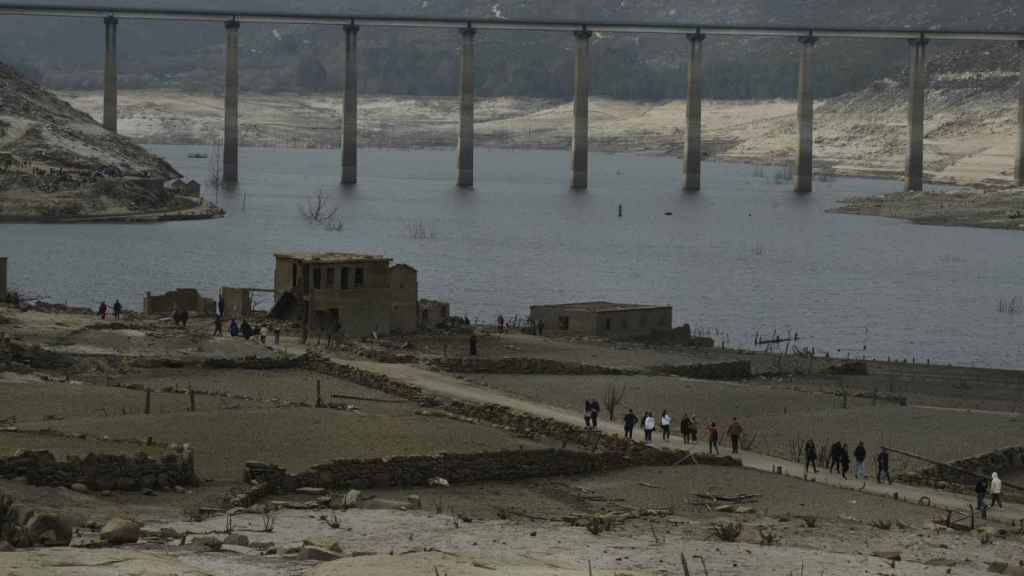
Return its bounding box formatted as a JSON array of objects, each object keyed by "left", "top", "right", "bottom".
[{"left": 2, "top": 3, "right": 1023, "bottom": 193}]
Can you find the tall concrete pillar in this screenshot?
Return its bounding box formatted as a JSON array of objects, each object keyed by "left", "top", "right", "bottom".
[
  {"left": 905, "top": 38, "right": 928, "bottom": 192},
  {"left": 103, "top": 16, "right": 117, "bottom": 133},
  {"left": 571, "top": 30, "right": 592, "bottom": 190},
  {"left": 683, "top": 32, "right": 705, "bottom": 192},
  {"left": 342, "top": 23, "right": 359, "bottom": 185},
  {"left": 1016, "top": 41, "right": 1024, "bottom": 186},
  {"left": 456, "top": 27, "right": 476, "bottom": 188},
  {"left": 223, "top": 20, "right": 240, "bottom": 184},
  {"left": 795, "top": 35, "right": 817, "bottom": 194}
]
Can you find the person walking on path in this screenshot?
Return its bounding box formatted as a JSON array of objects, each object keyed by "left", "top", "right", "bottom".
[
  {"left": 212, "top": 315, "right": 223, "bottom": 336},
  {"left": 990, "top": 472, "right": 1003, "bottom": 508},
  {"left": 840, "top": 443, "right": 851, "bottom": 479},
  {"left": 975, "top": 477, "right": 989, "bottom": 514},
  {"left": 583, "top": 400, "right": 594, "bottom": 429},
  {"left": 218, "top": 293, "right": 225, "bottom": 318},
  {"left": 853, "top": 442, "right": 867, "bottom": 480},
  {"left": 98, "top": 301, "right": 107, "bottom": 320},
  {"left": 707, "top": 422, "right": 720, "bottom": 455},
  {"left": 727, "top": 418, "right": 743, "bottom": 454},
  {"left": 113, "top": 299, "right": 122, "bottom": 320},
  {"left": 680, "top": 414, "right": 693, "bottom": 444},
  {"left": 828, "top": 441, "right": 842, "bottom": 474},
  {"left": 660, "top": 410, "right": 672, "bottom": 441},
  {"left": 643, "top": 412, "right": 656, "bottom": 443},
  {"left": 804, "top": 439, "right": 818, "bottom": 475},
  {"left": 623, "top": 409, "right": 638, "bottom": 439},
  {"left": 469, "top": 332, "right": 478, "bottom": 356},
  {"left": 876, "top": 448, "right": 892, "bottom": 484},
  {"left": 591, "top": 400, "right": 600, "bottom": 427}
]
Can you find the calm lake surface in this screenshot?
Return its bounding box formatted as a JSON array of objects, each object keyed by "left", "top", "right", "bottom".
[{"left": 2, "top": 145, "right": 1022, "bottom": 368}]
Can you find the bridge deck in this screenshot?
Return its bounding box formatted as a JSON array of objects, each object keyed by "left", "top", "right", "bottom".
[{"left": 0, "top": 2, "right": 1021, "bottom": 41}]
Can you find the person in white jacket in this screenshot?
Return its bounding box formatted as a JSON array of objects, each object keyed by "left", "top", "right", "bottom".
[
  {"left": 990, "top": 472, "right": 1003, "bottom": 508},
  {"left": 643, "top": 412, "right": 656, "bottom": 443},
  {"left": 660, "top": 411, "right": 672, "bottom": 441}
]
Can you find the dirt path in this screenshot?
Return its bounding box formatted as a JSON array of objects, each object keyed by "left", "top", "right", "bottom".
[{"left": 333, "top": 357, "right": 1024, "bottom": 525}]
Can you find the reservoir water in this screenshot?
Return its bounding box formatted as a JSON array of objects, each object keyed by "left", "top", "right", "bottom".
[{"left": 2, "top": 145, "right": 1022, "bottom": 369}]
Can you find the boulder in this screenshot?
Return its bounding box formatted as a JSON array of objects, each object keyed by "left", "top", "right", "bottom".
[
  {"left": 427, "top": 477, "right": 450, "bottom": 487},
  {"left": 330, "top": 489, "right": 361, "bottom": 510},
  {"left": 100, "top": 518, "right": 142, "bottom": 544},
  {"left": 297, "top": 545, "right": 343, "bottom": 561},
  {"left": 406, "top": 494, "right": 422, "bottom": 509},
  {"left": 24, "top": 512, "right": 73, "bottom": 546},
  {"left": 192, "top": 535, "right": 223, "bottom": 551},
  {"left": 69, "top": 483, "right": 89, "bottom": 493}
]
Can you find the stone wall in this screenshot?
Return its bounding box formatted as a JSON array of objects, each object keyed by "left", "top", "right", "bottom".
[
  {"left": 651, "top": 361, "right": 752, "bottom": 380},
  {"left": 143, "top": 288, "right": 216, "bottom": 316},
  {"left": 428, "top": 356, "right": 636, "bottom": 376},
  {"left": 0, "top": 448, "right": 196, "bottom": 491},
  {"left": 244, "top": 448, "right": 737, "bottom": 493},
  {"left": 895, "top": 446, "right": 1024, "bottom": 493}
]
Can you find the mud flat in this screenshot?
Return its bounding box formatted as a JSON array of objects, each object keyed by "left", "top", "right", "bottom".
[{"left": 61, "top": 73, "right": 1023, "bottom": 230}]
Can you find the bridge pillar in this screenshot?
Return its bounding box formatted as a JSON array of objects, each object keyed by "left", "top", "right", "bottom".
[
  {"left": 223, "top": 20, "right": 240, "bottom": 184},
  {"left": 103, "top": 16, "right": 117, "bottom": 133},
  {"left": 683, "top": 32, "right": 705, "bottom": 192},
  {"left": 795, "top": 35, "right": 817, "bottom": 194},
  {"left": 457, "top": 27, "right": 476, "bottom": 188},
  {"left": 1016, "top": 41, "right": 1024, "bottom": 186},
  {"left": 342, "top": 23, "right": 359, "bottom": 185},
  {"left": 905, "top": 38, "right": 928, "bottom": 192},
  {"left": 571, "top": 30, "right": 592, "bottom": 190}
]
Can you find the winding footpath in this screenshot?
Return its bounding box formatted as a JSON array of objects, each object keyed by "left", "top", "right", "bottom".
[{"left": 333, "top": 356, "right": 1024, "bottom": 526}]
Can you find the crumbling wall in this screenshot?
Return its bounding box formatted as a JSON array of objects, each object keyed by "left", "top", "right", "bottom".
[
  {"left": 244, "top": 448, "right": 736, "bottom": 493},
  {"left": 220, "top": 287, "right": 252, "bottom": 319},
  {"left": 143, "top": 288, "right": 216, "bottom": 316},
  {"left": 651, "top": 361, "right": 752, "bottom": 380},
  {"left": 0, "top": 448, "right": 196, "bottom": 491},
  {"left": 895, "top": 446, "right": 1024, "bottom": 493},
  {"left": 428, "top": 357, "right": 636, "bottom": 376}
]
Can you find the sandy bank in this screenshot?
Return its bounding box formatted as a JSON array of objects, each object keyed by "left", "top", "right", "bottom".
[{"left": 59, "top": 76, "right": 1023, "bottom": 230}]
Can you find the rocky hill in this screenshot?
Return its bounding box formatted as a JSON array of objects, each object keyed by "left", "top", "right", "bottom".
[{"left": 0, "top": 62, "right": 222, "bottom": 222}]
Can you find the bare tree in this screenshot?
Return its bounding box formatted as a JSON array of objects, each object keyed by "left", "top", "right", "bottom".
[
  {"left": 300, "top": 189, "right": 343, "bottom": 231},
  {"left": 603, "top": 383, "right": 626, "bottom": 422}
]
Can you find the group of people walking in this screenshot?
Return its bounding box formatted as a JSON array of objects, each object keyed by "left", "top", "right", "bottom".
[
  {"left": 613, "top": 406, "right": 745, "bottom": 455},
  {"left": 801, "top": 440, "right": 892, "bottom": 484},
  {"left": 975, "top": 473, "right": 1004, "bottom": 513}
]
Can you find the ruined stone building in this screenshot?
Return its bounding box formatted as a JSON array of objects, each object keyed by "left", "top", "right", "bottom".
[
  {"left": 144, "top": 288, "right": 216, "bottom": 316},
  {"left": 529, "top": 302, "right": 672, "bottom": 338},
  {"left": 272, "top": 252, "right": 418, "bottom": 337}
]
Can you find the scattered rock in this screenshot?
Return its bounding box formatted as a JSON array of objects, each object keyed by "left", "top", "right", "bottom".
[
  {"left": 329, "top": 489, "right": 362, "bottom": 510},
  {"left": 69, "top": 483, "right": 89, "bottom": 493},
  {"left": 100, "top": 518, "right": 142, "bottom": 545},
  {"left": 223, "top": 534, "right": 250, "bottom": 547},
  {"left": 872, "top": 550, "right": 901, "bottom": 562},
  {"left": 192, "top": 535, "right": 223, "bottom": 551},
  {"left": 24, "top": 512, "right": 73, "bottom": 546},
  {"left": 924, "top": 558, "right": 957, "bottom": 567},
  {"left": 297, "top": 545, "right": 343, "bottom": 561},
  {"left": 428, "top": 477, "right": 450, "bottom": 487},
  {"left": 142, "top": 489, "right": 156, "bottom": 496},
  {"left": 359, "top": 498, "right": 409, "bottom": 511},
  {"left": 296, "top": 487, "right": 326, "bottom": 496},
  {"left": 173, "top": 485, "right": 186, "bottom": 494}
]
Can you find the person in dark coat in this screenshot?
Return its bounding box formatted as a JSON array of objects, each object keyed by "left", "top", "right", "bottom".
[
  {"left": 975, "top": 477, "right": 988, "bottom": 514},
  {"left": 876, "top": 448, "right": 892, "bottom": 484},
  {"left": 113, "top": 299, "right": 122, "bottom": 320},
  {"left": 623, "top": 409, "right": 638, "bottom": 439},
  {"left": 839, "top": 443, "right": 851, "bottom": 479},
  {"left": 680, "top": 414, "right": 693, "bottom": 444},
  {"left": 829, "top": 441, "right": 843, "bottom": 474},
  {"left": 854, "top": 442, "right": 868, "bottom": 479},
  {"left": 804, "top": 439, "right": 818, "bottom": 475}
]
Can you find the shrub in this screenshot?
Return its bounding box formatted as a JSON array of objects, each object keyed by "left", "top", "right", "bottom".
[{"left": 710, "top": 522, "right": 743, "bottom": 542}]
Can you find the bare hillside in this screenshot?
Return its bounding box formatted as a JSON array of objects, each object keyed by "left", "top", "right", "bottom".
[{"left": 0, "top": 62, "right": 222, "bottom": 222}]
